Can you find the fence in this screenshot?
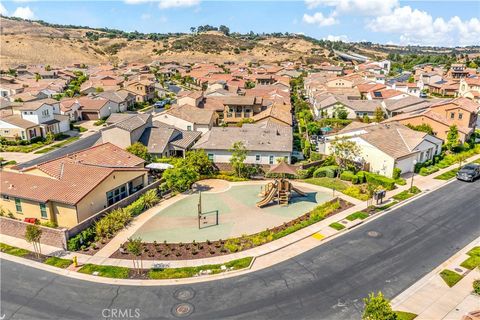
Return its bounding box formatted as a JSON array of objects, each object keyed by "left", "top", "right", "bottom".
[{"left": 0, "top": 216, "right": 69, "bottom": 249}]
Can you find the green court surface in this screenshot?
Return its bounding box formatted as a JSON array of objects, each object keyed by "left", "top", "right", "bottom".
[{"left": 133, "top": 184, "right": 331, "bottom": 243}]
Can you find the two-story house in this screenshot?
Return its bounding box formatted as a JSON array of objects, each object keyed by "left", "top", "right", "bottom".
[
  {"left": 219, "top": 96, "right": 267, "bottom": 124},
  {"left": 124, "top": 80, "right": 156, "bottom": 103}
]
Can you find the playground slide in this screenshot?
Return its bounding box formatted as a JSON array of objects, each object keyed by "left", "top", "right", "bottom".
[
  {"left": 291, "top": 186, "right": 307, "bottom": 197},
  {"left": 256, "top": 185, "right": 278, "bottom": 208}
]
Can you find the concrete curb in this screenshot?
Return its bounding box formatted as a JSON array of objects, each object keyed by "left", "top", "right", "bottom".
[{"left": 0, "top": 176, "right": 460, "bottom": 286}]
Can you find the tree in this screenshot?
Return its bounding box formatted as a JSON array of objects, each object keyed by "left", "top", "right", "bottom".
[
  {"left": 190, "top": 27, "right": 196, "bottom": 33},
  {"left": 25, "top": 224, "right": 43, "bottom": 259},
  {"left": 126, "top": 237, "right": 143, "bottom": 274},
  {"left": 374, "top": 107, "right": 385, "bottom": 123},
  {"left": 446, "top": 125, "right": 459, "bottom": 152},
  {"left": 184, "top": 150, "right": 215, "bottom": 176},
  {"left": 363, "top": 114, "right": 371, "bottom": 123},
  {"left": 406, "top": 123, "right": 434, "bottom": 135},
  {"left": 219, "top": 25, "right": 230, "bottom": 36},
  {"left": 35, "top": 73, "right": 41, "bottom": 82},
  {"left": 306, "top": 122, "right": 321, "bottom": 136},
  {"left": 329, "top": 137, "right": 362, "bottom": 174},
  {"left": 126, "top": 142, "right": 151, "bottom": 161},
  {"left": 229, "top": 141, "right": 247, "bottom": 177},
  {"left": 362, "top": 292, "right": 397, "bottom": 320},
  {"left": 334, "top": 106, "right": 349, "bottom": 120},
  {"left": 95, "top": 87, "right": 104, "bottom": 93},
  {"left": 162, "top": 165, "right": 199, "bottom": 192}
]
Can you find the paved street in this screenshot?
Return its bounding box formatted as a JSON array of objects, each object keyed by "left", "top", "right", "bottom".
[
  {"left": 14, "top": 132, "right": 100, "bottom": 169},
  {"left": 1, "top": 179, "right": 479, "bottom": 320}
]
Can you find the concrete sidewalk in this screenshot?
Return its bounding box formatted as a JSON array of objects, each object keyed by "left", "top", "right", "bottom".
[{"left": 392, "top": 237, "right": 480, "bottom": 319}]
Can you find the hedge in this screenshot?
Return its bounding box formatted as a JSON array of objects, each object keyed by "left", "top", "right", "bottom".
[
  {"left": 419, "top": 166, "right": 439, "bottom": 176},
  {"left": 340, "top": 171, "right": 358, "bottom": 184},
  {"left": 363, "top": 172, "right": 396, "bottom": 190},
  {"left": 313, "top": 165, "right": 339, "bottom": 178}
]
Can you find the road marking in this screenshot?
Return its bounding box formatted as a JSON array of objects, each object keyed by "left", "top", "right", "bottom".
[{"left": 312, "top": 233, "right": 324, "bottom": 240}]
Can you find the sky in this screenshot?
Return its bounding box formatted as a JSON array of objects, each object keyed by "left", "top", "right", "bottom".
[{"left": 0, "top": 0, "right": 479, "bottom": 47}]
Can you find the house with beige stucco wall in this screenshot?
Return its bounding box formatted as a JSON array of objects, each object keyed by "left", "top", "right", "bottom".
[
  {"left": 319, "top": 122, "right": 443, "bottom": 177},
  {"left": 0, "top": 143, "right": 147, "bottom": 228}
]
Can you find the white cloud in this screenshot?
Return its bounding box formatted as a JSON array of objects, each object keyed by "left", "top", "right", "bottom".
[
  {"left": 158, "top": 0, "right": 200, "bottom": 9},
  {"left": 303, "top": 12, "right": 337, "bottom": 26},
  {"left": 305, "top": 0, "right": 398, "bottom": 16},
  {"left": 368, "top": 6, "right": 480, "bottom": 46},
  {"left": 324, "top": 34, "right": 348, "bottom": 42},
  {"left": 12, "top": 6, "right": 35, "bottom": 19},
  {"left": 0, "top": 3, "right": 8, "bottom": 16}
]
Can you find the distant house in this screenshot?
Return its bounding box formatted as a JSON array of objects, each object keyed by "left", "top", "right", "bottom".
[
  {"left": 219, "top": 95, "right": 267, "bottom": 124},
  {"left": 384, "top": 97, "right": 479, "bottom": 142},
  {"left": 312, "top": 94, "right": 383, "bottom": 119},
  {"left": 101, "top": 114, "right": 152, "bottom": 149},
  {"left": 320, "top": 122, "right": 443, "bottom": 177},
  {"left": 1, "top": 143, "right": 147, "bottom": 228},
  {"left": 97, "top": 90, "right": 136, "bottom": 112},
  {"left": 192, "top": 124, "right": 293, "bottom": 165},
  {"left": 124, "top": 80, "right": 155, "bottom": 103},
  {"left": 76, "top": 96, "right": 118, "bottom": 120},
  {"left": 155, "top": 104, "right": 217, "bottom": 134},
  {"left": 0, "top": 98, "right": 70, "bottom": 140}
]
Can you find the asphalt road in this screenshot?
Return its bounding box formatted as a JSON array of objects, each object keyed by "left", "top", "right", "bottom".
[
  {"left": 1, "top": 179, "right": 479, "bottom": 320},
  {"left": 14, "top": 132, "right": 100, "bottom": 169}
]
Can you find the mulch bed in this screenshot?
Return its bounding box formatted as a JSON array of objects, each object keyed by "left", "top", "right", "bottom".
[{"left": 110, "top": 198, "right": 353, "bottom": 261}]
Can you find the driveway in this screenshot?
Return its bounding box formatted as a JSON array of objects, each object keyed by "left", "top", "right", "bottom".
[{"left": 1, "top": 180, "right": 479, "bottom": 319}]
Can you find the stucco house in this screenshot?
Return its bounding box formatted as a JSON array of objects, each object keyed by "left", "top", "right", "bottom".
[
  {"left": 0, "top": 143, "right": 147, "bottom": 228},
  {"left": 155, "top": 104, "right": 217, "bottom": 134},
  {"left": 319, "top": 122, "right": 443, "bottom": 177},
  {"left": 101, "top": 114, "right": 152, "bottom": 149},
  {"left": 192, "top": 124, "right": 293, "bottom": 165}
]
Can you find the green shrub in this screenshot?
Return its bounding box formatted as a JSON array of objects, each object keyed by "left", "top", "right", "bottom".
[
  {"left": 364, "top": 172, "right": 396, "bottom": 190},
  {"left": 393, "top": 168, "right": 402, "bottom": 180},
  {"left": 340, "top": 171, "right": 356, "bottom": 182},
  {"left": 342, "top": 186, "right": 369, "bottom": 201},
  {"left": 356, "top": 171, "right": 366, "bottom": 183},
  {"left": 67, "top": 227, "right": 96, "bottom": 251},
  {"left": 473, "top": 280, "right": 480, "bottom": 295},
  {"left": 313, "top": 165, "right": 338, "bottom": 178},
  {"left": 419, "top": 166, "right": 439, "bottom": 176}
]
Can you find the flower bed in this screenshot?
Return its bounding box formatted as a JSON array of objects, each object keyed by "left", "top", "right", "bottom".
[{"left": 111, "top": 198, "right": 353, "bottom": 260}]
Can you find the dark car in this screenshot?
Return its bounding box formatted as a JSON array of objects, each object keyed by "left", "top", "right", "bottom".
[{"left": 456, "top": 163, "right": 480, "bottom": 182}]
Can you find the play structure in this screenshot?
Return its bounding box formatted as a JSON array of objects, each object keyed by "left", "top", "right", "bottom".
[
  {"left": 257, "top": 179, "right": 307, "bottom": 208},
  {"left": 256, "top": 162, "right": 307, "bottom": 208}
]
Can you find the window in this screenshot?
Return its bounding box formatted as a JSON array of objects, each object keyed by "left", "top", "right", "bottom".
[
  {"left": 187, "top": 125, "right": 192, "bottom": 131},
  {"left": 255, "top": 154, "right": 260, "bottom": 162},
  {"left": 459, "top": 113, "right": 463, "bottom": 120},
  {"left": 40, "top": 203, "right": 47, "bottom": 219},
  {"left": 450, "top": 112, "right": 455, "bottom": 119},
  {"left": 106, "top": 185, "right": 128, "bottom": 206},
  {"left": 208, "top": 153, "right": 214, "bottom": 161},
  {"left": 2, "top": 195, "right": 10, "bottom": 201},
  {"left": 15, "top": 198, "right": 22, "bottom": 213},
  {"left": 269, "top": 155, "right": 274, "bottom": 165}
]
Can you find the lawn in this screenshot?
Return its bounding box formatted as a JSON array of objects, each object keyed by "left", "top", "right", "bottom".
[
  {"left": 44, "top": 257, "right": 73, "bottom": 269},
  {"left": 0, "top": 243, "right": 30, "bottom": 257},
  {"left": 439, "top": 269, "right": 463, "bottom": 287},
  {"left": 395, "top": 311, "right": 417, "bottom": 320},
  {"left": 392, "top": 186, "right": 421, "bottom": 201},
  {"left": 434, "top": 168, "right": 459, "bottom": 180},
  {"left": 303, "top": 178, "right": 369, "bottom": 201},
  {"left": 149, "top": 257, "right": 253, "bottom": 279},
  {"left": 346, "top": 211, "right": 369, "bottom": 221},
  {"left": 34, "top": 136, "right": 79, "bottom": 154},
  {"left": 460, "top": 246, "right": 480, "bottom": 270},
  {"left": 78, "top": 264, "right": 130, "bottom": 279},
  {"left": 329, "top": 222, "right": 346, "bottom": 231}
]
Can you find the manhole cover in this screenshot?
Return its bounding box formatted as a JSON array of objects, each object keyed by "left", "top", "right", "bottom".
[
  {"left": 172, "top": 303, "right": 194, "bottom": 318},
  {"left": 367, "top": 231, "right": 382, "bottom": 238},
  {"left": 174, "top": 288, "right": 196, "bottom": 301},
  {"left": 454, "top": 268, "right": 463, "bottom": 273}
]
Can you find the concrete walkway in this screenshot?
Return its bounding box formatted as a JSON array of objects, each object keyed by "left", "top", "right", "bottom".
[
  {"left": 392, "top": 237, "right": 480, "bottom": 319},
  {"left": 1, "top": 152, "right": 479, "bottom": 283}
]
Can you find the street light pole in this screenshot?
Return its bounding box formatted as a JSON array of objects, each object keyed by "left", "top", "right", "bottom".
[{"left": 410, "top": 160, "right": 417, "bottom": 192}]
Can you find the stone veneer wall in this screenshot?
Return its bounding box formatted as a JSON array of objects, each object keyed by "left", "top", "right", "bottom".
[{"left": 0, "top": 216, "right": 68, "bottom": 249}]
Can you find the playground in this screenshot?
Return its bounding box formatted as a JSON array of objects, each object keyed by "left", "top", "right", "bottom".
[{"left": 133, "top": 180, "right": 332, "bottom": 243}]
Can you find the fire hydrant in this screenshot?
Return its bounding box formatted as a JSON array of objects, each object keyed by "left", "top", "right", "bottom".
[{"left": 73, "top": 256, "right": 78, "bottom": 267}]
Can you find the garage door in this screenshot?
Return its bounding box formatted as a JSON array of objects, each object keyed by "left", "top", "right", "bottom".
[{"left": 82, "top": 112, "right": 99, "bottom": 120}]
